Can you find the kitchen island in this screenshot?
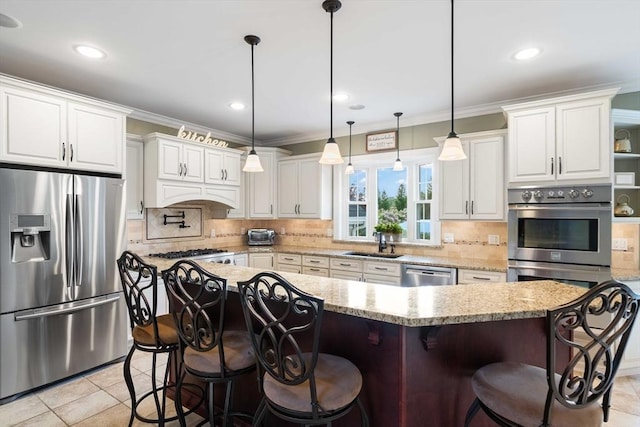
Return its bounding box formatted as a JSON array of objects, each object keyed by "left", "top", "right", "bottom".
[{"left": 145, "top": 257, "right": 586, "bottom": 427}]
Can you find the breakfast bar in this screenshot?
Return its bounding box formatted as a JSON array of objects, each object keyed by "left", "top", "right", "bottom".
[{"left": 145, "top": 258, "right": 587, "bottom": 427}]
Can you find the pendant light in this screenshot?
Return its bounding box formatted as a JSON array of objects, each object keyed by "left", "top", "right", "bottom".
[
  {"left": 345, "top": 120, "right": 355, "bottom": 175},
  {"left": 438, "top": 0, "right": 467, "bottom": 161},
  {"left": 393, "top": 112, "right": 403, "bottom": 171},
  {"left": 242, "top": 34, "right": 264, "bottom": 172},
  {"left": 319, "top": 0, "right": 344, "bottom": 165}
]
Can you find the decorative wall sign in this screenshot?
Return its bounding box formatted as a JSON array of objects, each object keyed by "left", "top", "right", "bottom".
[
  {"left": 366, "top": 130, "right": 397, "bottom": 152},
  {"left": 177, "top": 125, "right": 229, "bottom": 147}
]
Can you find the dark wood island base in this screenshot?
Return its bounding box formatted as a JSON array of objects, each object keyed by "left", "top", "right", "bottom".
[{"left": 174, "top": 294, "right": 566, "bottom": 427}]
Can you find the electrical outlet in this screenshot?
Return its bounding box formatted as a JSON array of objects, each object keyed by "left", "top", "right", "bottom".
[
  {"left": 241, "top": 227, "right": 246, "bottom": 234},
  {"left": 326, "top": 228, "right": 333, "bottom": 237},
  {"left": 443, "top": 233, "right": 454, "bottom": 243},
  {"left": 488, "top": 234, "right": 500, "bottom": 245},
  {"left": 612, "top": 238, "right": 628, "bottom": 251},
  {"left": 281, "top": 227, "right": 286, "bottom": 235},
  {"left": 210, "top": 229, "right": 216, "bottom": 238}
]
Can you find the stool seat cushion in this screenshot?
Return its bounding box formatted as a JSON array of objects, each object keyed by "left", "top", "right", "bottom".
[
  {"left": 183, "top": 330, "right": 255, "bottom": 376},
  {"left": 472, "top": 361, "right": 603, "bottom": 427},
  {"left": 132, "top": 314, "right": 179, "bottom": 346},
  {"left": 263, "top": 353, "right": 363, "bottom": 415}
]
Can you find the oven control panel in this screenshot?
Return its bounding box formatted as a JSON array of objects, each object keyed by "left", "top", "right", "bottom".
[{"left": 508, "top": 184, "right": 611, "bottom": 204}]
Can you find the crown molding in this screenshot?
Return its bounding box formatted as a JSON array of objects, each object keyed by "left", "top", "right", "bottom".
[{"left": 128, "top": 108, "right": 255, "bottom": 146}]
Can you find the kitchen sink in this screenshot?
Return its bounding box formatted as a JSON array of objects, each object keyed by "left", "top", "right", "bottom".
[{"left": 343, "top": 251, "right": 403, "bottom": 259}]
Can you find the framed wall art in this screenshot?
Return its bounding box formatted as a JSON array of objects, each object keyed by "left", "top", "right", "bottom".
[{"left": 366, "top": 130, "right": 397, "bottom": 152}]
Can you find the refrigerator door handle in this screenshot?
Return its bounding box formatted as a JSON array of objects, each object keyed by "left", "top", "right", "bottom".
[
  {"left": 65, "top": 193, "right": 75, "bottom": 293},
  {"left": 75, "top": 194, "right": 83, "bottom": 287},
  {"left": 14, "top": 294, "right": 121, "bottom": 321}
]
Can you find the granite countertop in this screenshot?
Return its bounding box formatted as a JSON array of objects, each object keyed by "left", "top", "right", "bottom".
[
  {"left": 145, "top": 257, "right": 586, "bottom": 327},
  {"left": 223, "top": 245, "right": 508, "bottom": 273}
]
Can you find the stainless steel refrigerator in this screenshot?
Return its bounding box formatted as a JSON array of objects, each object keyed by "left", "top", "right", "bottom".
[{"left": 0, "top": 166, "right": 127, "bottom": 402}]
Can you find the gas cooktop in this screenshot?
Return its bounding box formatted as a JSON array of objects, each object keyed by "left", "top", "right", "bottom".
[{"left": 148, "top": 248, "right": 229, "bottom": 259}]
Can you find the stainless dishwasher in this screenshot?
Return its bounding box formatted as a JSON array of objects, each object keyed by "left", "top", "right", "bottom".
[{"left": 401, "top": 264, "right": 457, "bottom": 286}]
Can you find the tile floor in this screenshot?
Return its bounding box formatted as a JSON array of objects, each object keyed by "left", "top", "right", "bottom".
[{"left": 0, "top": 352, "right": 638, "bottom": 426}]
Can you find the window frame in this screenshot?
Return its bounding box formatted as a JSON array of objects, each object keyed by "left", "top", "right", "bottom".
[{"left": 333, "top": 147, "right": 441, "bottom": 245}]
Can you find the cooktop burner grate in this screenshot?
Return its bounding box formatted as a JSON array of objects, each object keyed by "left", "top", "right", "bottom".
[{"left": 148, "top": 248, "right": 229, "bottom": 259}]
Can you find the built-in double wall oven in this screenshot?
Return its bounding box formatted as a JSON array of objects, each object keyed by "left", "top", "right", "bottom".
[{"left": 507, "top": 184, "right": 612, "bottom": 288}]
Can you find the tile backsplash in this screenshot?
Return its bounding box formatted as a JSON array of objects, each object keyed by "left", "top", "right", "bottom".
[{"left": 126, "top": 216, "right": 639, "bottom": 270}]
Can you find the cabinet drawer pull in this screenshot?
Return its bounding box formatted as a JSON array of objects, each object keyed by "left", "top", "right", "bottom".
[
  {"left": 309, "top": 260, "right": 320, "bottom": 263},
  {"left": 465, "top": 200, "right": 468, "bottom": 215},
  {"left": 472, "top": 276, "right": 491, "bottom": 281},
  {"left": 550, "top": 157, "right": 554, "bottom": 175},
  {"left": 283, "top": 257, "right": 294, "bottom": 261},
  {"left": 374, "top": 266, "right": 389, "bottom": 271},
  {"left": 70, "top": 144, "right": 74, "bottom": 162},
  {"left": 339, "top": 263, "right": 352, "bottom": 267},
  {"left": 310, "top": 268, "right": 320, "bottom": 271},
  {"left": 471, "top": 200, "right": 474, "bottom": 215},
  {"left": 62, "top": 143, "right": 66, "bottom": 160},
  {"left": 558, "top": 156, "right": 562, "bottom": 175}
]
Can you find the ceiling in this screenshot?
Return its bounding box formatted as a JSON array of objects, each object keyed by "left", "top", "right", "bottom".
[{"left": 1, "top": 0, "right": 639, "bottom": 147}]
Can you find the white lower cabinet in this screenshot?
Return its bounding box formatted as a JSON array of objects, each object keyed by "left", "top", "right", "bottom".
[
  {"left": 232, "top": 253, "right": 248, "bottom": 267},
  {"left": 619, "top": 280, "right": 640, "bottom": 376},
  {"left": 302, "top": 255, "right": 329, "bottom": 277},
  {"left": 363, "top": 261, "right": 401, "bottom": 286},
  {"left": 249, "top": 253, "right": 274, "bottom": 269},
  {"left": 276, "top": 253, "right": 302, "bottom": 274},
  {"left": 330, "top": 258, "right": 363, "bottom": 281},
  {"left": 458, "top": 269, "right": 506, "bottom": 284}
]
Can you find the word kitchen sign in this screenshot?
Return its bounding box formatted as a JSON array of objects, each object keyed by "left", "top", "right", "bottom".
[{"left": 177, "top": 125, "right": 229, "bottom": 147}]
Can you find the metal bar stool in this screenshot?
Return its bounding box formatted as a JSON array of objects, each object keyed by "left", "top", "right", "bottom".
[
  {"left": 117, "top": 251, "right": 184, "bottom": 426},
  {"left": 237, "top": 271, "right": 369, "bottom": 426},
  {"left": 464, "top": 279, "right": 640, "bottom": 427},
  {"left": 162, "top": 259, "right": 256, "bottom": 427}
]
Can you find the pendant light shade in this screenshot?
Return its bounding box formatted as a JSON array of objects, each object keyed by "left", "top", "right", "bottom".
[
  {"left": 319, "top": 0, "right": 344, "bottom": 165},
  {"left": 392, "top": 112, "right": 403, "bottom": 171},
  {"left": 438, "top": 0, "right": 467, "bottom": 162},
  {"left": 243, "top": 34, "right": 264, "bottom": 172},
  {"left": 345, "top": 120, "right": 355, "bottom": 175}
]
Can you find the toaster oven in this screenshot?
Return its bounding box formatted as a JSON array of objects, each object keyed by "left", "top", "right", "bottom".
[{"left": 247, "top": 228, "right": 275, "bottom": 246}]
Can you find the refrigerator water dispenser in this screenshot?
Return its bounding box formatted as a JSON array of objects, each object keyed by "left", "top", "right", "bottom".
[{"left": 10, "top": 213, "right": 51, "bottom": 262}]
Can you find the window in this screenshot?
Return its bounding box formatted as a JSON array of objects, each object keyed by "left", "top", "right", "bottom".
[{"left": 335, "top": 148, "right": 440, "bottom": 245}]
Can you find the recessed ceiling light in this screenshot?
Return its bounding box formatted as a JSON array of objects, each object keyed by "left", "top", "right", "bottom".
[
  {"left": 0, "top": 13, "right": 22, "bottom": 28},
  {"left": 514, "top": 47, "right": 541, "bottom": 61},
  {"left": 333, "top": 93, "right": 349, "bottom": 102},
  {"left": 349, "top": 104, "right": 365, "bottom": 110},
  {"left": 74, "top": 45, "right": 106, "bottom": 59},
  {"left": 229, "top": 102, "right": 245, "bottom": 110}
]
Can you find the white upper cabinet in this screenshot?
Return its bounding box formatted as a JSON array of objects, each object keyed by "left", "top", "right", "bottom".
[
  {"left": 438, "top": 130, "right": 506, "bottom": 220},
  {"left": 143, "top": 133, "right": 242, "bottom": 208},
  {"left": 504, "top": 88, "right": 618, "bottom": 185},
  {"left": 241, "top": 147, "right": 291, "bottom": 219},
  {"left": 205, "top": 149, "right": 241, "bottom": 186},
  {"left": 0, "top": 76, "right": 129, "bottom": 174},
  {"left": 277, "top": 154, "right": 332, "bottom": 219},
  {"left": 156, "top": 138, "right": 204, "bottom": 182},
  {"left": 125, "top": 136, "right": 144, "bottom": 220}
]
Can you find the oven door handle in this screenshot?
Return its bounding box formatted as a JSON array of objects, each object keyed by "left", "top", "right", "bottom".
[
  {"left": 509, "top": 264, "right": 602, "bottom": 274},
  {"left": 509, "top": 204, "right": 611, "bottom": 212}
]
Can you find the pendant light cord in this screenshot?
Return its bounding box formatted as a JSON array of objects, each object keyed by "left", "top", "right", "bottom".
[
  {"left": 251, "top": 42, "right": 256, "bottom": 151},
  {"left": 396, "top": 115, "right": 400, "bottom": 159},
  {"left": 450, "top": 0, "right": 455, "bottom": 136},
  {"left": 330, "top": 9, "right": 334, "bottom": 140}
]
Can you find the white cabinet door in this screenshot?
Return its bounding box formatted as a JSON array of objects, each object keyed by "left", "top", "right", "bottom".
[
  {"left": 205, "top": 149, "right": 241, "bottom": 186},
  {"left": 555, "top": 98, "right": 610, "bottom": 181},
  {"left": 458, "top": 269, "right": 506, "bottom": 284},
  {"left": 278, "top": 160, "right": 298, "bottom": 217},
  {"left": 440, "top": 141, "right": 470, "bottom": 219},
  {"left": 440, "top": 132, "right": 505, "bottom": 220},
  {"left": 277, "top": 154, "right": 331, "bottom": 219},
  {"left": 508, "top": 107, "right": 556, "bottom": 184},
  {"left": 182, "top": 144, "right": 204, "bottom": 182},
  {"left": 298, "top": 158, "right": 322, "bottom": 216},
  {"left": 470, "top": 136, "right": 504, "bottom": 220},
  {"left": 157, "top": 139, "right": 203, "bottom": 182},
  {"left": 125, "top": 139, "right": 144, "bottom": 220},
  {"left": 0, "top": 85, "right": 67, "bottom": 168},
  {"left": 330, "top": 270, "right": 363, "bottom": 281},
  {"left": 67, "top": 102, "right": 123, "bottom": 173},
  {"left": 248, "top": 152, "right": 276, "bottom": 218},
  {"left": 157, "top": 139, "right": 183, "bottom": 180},
  {"left": 233, "top": 254, "right": 248, "bottom": 267},
  {"left": 249, "top": 253, "right": 274, "bottom": 269},
  {"left": 619, "top": 280, "right": 640, "bottom": 376}
]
